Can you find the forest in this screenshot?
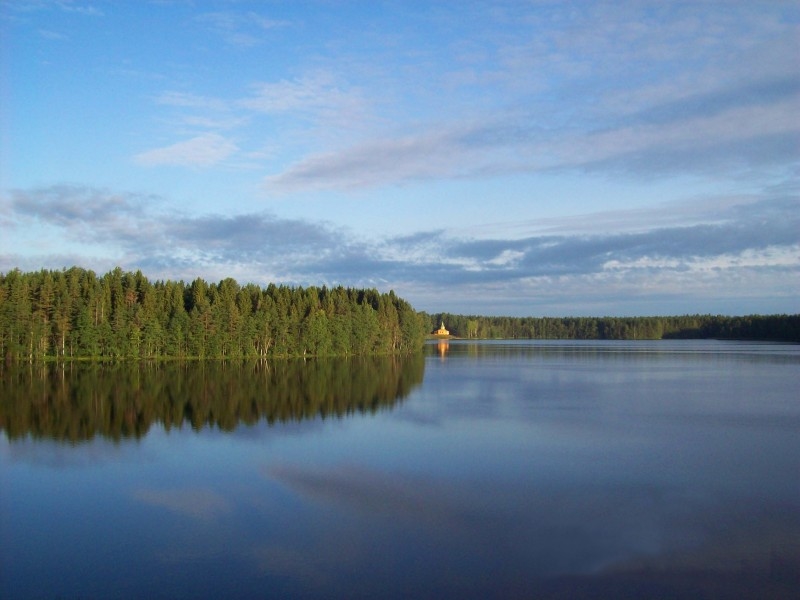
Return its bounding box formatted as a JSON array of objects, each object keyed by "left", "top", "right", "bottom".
[
  {"left": 424, "top": 312, "right": 800, "bottom": 342},
  {"left": 0, "top": 267, "right": 428, "bottom": 360},
  {"left": 1, "top": 267, "right": 797, "bottom": 362}
]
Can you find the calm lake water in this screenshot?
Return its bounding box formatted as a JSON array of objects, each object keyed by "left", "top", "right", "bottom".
[{"left": 1, "top": 340, "right": 799, "bottom": 599}]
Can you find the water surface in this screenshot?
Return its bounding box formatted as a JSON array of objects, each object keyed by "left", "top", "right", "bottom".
[{"left": 2, "top": 341, "right": 798, "bottom": 598}]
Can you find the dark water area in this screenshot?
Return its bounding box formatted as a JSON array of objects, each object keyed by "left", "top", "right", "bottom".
[{"left": 1, "top": 341, "right": 799, "bottom": 599}]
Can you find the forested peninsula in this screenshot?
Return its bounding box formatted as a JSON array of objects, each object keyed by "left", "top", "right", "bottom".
[
  {"left": 0, "top": 267, "right": 428, "bottom": 360},
  {"left": 1, "top": 267, "right": 797, "bottom": 361}
]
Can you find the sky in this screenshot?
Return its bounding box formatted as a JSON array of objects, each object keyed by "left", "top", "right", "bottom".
[{"left": 1, "top": 0, "right": 798, "bottom": 317}]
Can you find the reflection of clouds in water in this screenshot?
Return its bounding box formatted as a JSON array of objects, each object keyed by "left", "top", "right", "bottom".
[
  {"left": 133, "top": 487, "right": 231, "bottom": 520},
  {"left": 247, "top": 466, "right": 393, "bottom": 596},
  {"left": 267, "top": 462, "right": 485, "bottom": 532},
  {"left": 264, "top": 461, "right": 649, "bottom": 579},
  {"left": 263, "top": 460, "right": 800, "bottom": 587},
  {"left": 260, "top": 462, "right": 519, "bottom": 593}
]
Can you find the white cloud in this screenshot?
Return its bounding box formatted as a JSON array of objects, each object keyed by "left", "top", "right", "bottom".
[
  {"left": 264, "top": 127, "right": 472, "bottom": 192},
  {"left": 573, "top": 97, "right": 799, "bottom": 164},
  {"left": 262, "top": 83, "right": 799, "bottom": 192},
  {"left": 239, "top": 73, "right": 369, "bottom": 129},
  {"left": 133, "top": 2, "right": 797, "bottom": 185},
  {"left": 155, "top": 91, "right": 229, "bottom": 112},
  {"left": 602, "top": 246, "right": 800, "bottom": 273},
  {"left": 37, "top": 28, "right": 67, "bottom": 40},
  {"left": 55, "top": 1, "right": 103, "bottom": 17},
  {"left": 197, "top": 10, "right": 288, "bottom": 47},
  {"left": 134, "top": 134, "right": 238, "bottom": 167},
  {"left": 6, "top": 182, "right": 797, "bottom": 315}
]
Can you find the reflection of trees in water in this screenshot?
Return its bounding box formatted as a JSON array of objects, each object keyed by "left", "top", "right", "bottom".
[{"left": 0, "top": 355, "right": 424, "bottom": 442}]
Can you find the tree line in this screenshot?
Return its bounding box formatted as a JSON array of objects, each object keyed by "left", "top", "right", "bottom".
[
  {"left": 424, "top": 312, "right": 800, "bottom": 342},
  {"left": 0, "top": 267, "right": 428, "bottom": 360},
  {"left": 2, "top": 267, "right": 796, "bottom": 362}
]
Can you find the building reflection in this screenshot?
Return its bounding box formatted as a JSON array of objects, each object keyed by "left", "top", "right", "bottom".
[{"left": 437, "top": 340, "right": 449, "bottom": 359}]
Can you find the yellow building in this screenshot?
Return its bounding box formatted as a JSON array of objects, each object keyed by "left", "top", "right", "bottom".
[{"left": 434, "top": 321, "right": 450, "bottom": 336}]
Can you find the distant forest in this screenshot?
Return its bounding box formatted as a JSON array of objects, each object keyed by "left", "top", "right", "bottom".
[
  {"left": 0, "top": 268, "right": 428, "bottom": 360},
  {"left": 424, "top": 312, "right": 800, "bottom": 343},
  {"left": 1, "top": 267, "right": 797, "bottom": 362}
]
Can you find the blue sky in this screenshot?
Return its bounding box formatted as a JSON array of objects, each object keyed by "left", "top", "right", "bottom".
[{"left": 1, "top": 0, "right": 798, "bottom": 316}]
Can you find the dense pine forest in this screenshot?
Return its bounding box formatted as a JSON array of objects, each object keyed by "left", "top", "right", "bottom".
[
  {"left": 0, "top": 268, "right": 428, "bottom": 360},
  {"left": 425, "top": 312, "right": 800, "bottom": 342}
]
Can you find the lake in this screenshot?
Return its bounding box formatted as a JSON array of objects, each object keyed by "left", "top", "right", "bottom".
[{"left": 1, "top": 340, "right": 799, "bottom": 599}]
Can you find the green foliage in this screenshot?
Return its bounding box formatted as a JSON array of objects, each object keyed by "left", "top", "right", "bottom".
[
  {"left": 423, "top": 312, "right": 800, "bottom": 342},
  {"left": 0, "top": 268, "right": 428, "bottom": 360},
  {"left": 3, "top": 267, "right": 795, "bottom": 360}
]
